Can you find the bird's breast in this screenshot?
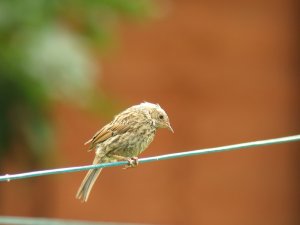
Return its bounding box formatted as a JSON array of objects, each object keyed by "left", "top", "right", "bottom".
[{"left": 138, "top": 128, "right": 156, "bottom": 152}]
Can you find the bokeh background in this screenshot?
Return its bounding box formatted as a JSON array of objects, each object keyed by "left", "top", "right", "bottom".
[{"left": 0, "top": 0, "right": 298, "bottom": 225}]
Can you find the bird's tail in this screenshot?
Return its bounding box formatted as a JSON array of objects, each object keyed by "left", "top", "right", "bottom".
[{"left": 76, "top": 168, "right": 102, "bottom": 202}]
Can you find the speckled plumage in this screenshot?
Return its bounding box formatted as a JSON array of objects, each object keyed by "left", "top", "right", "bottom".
[{"left": 76, "top": 102, "right": 173, "bottom": 202}]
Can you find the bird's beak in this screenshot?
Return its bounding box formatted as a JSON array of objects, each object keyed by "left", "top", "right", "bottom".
[{"left": 166, "top": 122, "right": 174, "bottom": 133}]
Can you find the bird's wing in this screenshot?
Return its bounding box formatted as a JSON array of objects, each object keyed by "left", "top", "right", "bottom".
[{"left": 84, "top": 122, "right": 132, "bottom": 150}]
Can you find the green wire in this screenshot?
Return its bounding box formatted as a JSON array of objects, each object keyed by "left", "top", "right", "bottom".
[
  {"left": 0, "top": 134, "right": 299, "bottom": 182},
  {"left": 0, "top": 216, "right": 148, "bottom": 225}
]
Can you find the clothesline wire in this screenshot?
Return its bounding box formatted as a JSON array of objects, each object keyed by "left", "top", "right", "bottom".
[{"left": 0, "top": 134, "right": 299, "bottom": 182}]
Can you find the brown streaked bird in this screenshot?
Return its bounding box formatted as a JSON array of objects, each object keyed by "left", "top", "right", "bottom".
[{"left": 76, "top": 102, "right": 173, "bottom": 202}]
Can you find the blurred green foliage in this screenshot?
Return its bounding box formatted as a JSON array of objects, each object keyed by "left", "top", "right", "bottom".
[{"left": 0, "top": 0, "right": 154, "bottom": 162}]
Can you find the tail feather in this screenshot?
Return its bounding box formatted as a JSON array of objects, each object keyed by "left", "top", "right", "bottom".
[{"left": 76, "top": 168, "right": 102, "bottom": 202}]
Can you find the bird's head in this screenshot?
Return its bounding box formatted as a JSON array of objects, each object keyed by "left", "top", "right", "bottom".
[{"left": 139, "top": 102, "right": 174, "bottom": 133}]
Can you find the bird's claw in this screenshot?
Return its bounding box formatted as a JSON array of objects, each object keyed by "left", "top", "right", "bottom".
[{"left": 123, "top": 157, "right": 139, "bottom": 169}]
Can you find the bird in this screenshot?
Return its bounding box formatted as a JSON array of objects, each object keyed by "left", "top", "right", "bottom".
[{"left": 76, "top": 102, "right": 173, "bottom": 202}]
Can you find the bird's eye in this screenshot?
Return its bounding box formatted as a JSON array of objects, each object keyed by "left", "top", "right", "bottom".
[{"left": 159, "top": 115, "right": 164, "bottom": 120}]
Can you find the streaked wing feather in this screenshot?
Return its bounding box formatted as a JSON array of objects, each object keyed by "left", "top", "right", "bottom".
[{"left": 85, "top": 122, "right": 132, "bottom": 150}]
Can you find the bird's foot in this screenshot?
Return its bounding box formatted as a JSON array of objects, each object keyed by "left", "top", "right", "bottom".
[{"left": 123, "top": 157, "right": 139, "bottom": 169}]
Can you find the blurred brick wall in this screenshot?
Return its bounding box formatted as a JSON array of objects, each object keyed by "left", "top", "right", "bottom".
[{"left": 1, "top": 1, "right": 298, "bottom": 225}]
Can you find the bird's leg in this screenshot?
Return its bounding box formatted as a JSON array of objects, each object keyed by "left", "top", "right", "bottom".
[
  {"left": 123, "top": 156, "right": 139, "bottom": 169},
  {"left": 110, "top": 155, "right": 139, "bottom": 169}
]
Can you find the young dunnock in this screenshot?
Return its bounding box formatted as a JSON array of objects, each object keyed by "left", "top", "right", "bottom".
[{"left": 76, "top": 102, "right": 173, "bottom": 202}]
